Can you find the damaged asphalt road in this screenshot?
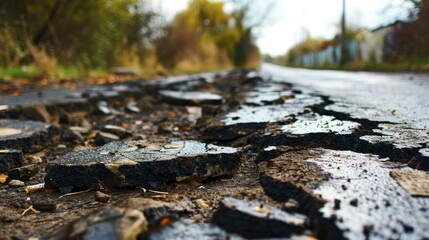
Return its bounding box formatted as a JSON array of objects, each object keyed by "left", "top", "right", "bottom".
[{"left": 1, "top": 65, "right": 429, "bottom": 239}]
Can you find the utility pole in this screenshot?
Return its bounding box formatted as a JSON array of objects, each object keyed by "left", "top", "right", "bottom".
[{"left": 340, "top": 0, "right": 348, "bottom": 65}]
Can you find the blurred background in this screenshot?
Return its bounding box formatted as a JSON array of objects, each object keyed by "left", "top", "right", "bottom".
[{"left": 0, "top": 0, "right": 427, "bottom": 81}]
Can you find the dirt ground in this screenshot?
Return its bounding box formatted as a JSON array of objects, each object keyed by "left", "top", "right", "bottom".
[{"left": 0, "top": 71, "right": 284, "bottom": 239}]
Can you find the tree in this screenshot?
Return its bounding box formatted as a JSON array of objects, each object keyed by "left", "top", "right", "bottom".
[
  {"left": 0, "top": 0, "right": 159, "bottom": 70},
  {"left": 388, "top": 0, "right": 429, "bottom": 64},
  {"left": 154, "top": 0, "right": 265, "bottom": 69}
]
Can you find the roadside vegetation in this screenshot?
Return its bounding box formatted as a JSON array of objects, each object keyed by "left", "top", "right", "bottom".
[{"left": 0, "top": 0, "right": 261, "bottom": 82}]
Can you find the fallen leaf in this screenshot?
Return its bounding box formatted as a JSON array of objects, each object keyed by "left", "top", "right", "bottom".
[
  {"left": 0, "top": 174, "right": 8, "bottom": 184},
  {"left": 195, "top": 199, "right": 210, "bottom": 208},
  {"left": 159, "top": 216, "right": 173, "bottom": 226},
  {"left": 87, "top": 132, "right": 97, "bottom": 139}
]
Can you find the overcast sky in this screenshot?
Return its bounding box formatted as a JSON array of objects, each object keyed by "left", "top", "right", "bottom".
[{"left": 150, "top": 0, "right": 413, "bottom": 56}]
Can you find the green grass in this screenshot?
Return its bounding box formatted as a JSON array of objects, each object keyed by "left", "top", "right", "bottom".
[
  {"left": 0, "top": 65, "right": 111, "bottom": 80},
  {"left": 0, "top": 67, "right": 41, "bottom": 78},
  {"left": 55, "top": 67, "right": 80, "bottom": 79}
]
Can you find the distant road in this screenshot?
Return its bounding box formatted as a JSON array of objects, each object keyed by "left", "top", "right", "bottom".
[{"left": 261, "top": 63, "right": 429, "bottom": 129}]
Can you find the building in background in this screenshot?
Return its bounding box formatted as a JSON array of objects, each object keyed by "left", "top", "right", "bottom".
[{"left": 292, "top": 21, "right": 405, "bottom": 67}]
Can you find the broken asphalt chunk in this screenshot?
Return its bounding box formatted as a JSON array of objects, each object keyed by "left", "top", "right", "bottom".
[
  {"left": 0, "top": 120, "right": 55, "bottom": 153},
  {"left": 244, "top": 82, "right": 294, "bottom": 106},
  {"left": 281, "top": 115, "right": 360, "bottom": 135},
  {"left": 115, "top": 198, "right": 184, "bottom": 224},
  {"left": 8, "top": 164, "right": 39, "bottom": 180},
  {"left": 0, "top": 149, "right": 23, "bottom": 173},
  {"left": 146, "top": 220, "right": 240, "bottom": 240},
  {"left": 45, "top": 140, "right": 240, "bottom": 190},
  {"left": 360, "top": 123, "right": 429, "bottom": 149},
  {"left": 95, "top": 101, "right": 113, "bottom": 115},
  {"left": 47, "top": 207, "right": 147, "bottom": 240},
  {"left": 212, "top": 197, "right": 307, "bottom": 239},
  {"left": 158, "top": 90, "right": 223, "bottom": 105},
  {"left": 203, "top": 94, "right": 322, "bottom": 140},
  {"left": 94, "top": 191, "right": 111, "bottom": 203},
  {"left": 257, "top": 150, "right": 328, "bottom": 213}
]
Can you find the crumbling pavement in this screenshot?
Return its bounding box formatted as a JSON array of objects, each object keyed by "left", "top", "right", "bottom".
[{"left": 0, "top": 69, "right": 429, "bottom": 239}]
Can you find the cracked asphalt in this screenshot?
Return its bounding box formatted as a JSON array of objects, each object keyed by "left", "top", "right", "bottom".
[{"left": 1, "top": 66, "right": 429, "bottom": 239}]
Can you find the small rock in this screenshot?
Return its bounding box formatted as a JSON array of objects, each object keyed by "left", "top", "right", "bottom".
[
  {"left": 95, "top": 101, "right": 112, "bottom": 115},
  {"left": 93, "top": 131, "right": 120, "bottom": 146},
  {"left": 61, "top": 128, "right": 83, "bottom": 143},
  {"left": 9, "top": 179, "right": 25, "bottom": 188},
  {"left": 350, "top": 199, "right": 358, "bottom": 207},
  {"left": 69, "top": 126, "right": 91, "bottom": 134},
  {"left": 0, "top": 149, "right": 23, "bottom": 173},
  {"left": 57, "top": 144, "right": 67, "bottom": 149},
  {"left": 102, "top": 125, "right": 132, "bottom": 138},
  {"left": 28, "top": 155, "right": 42, "bottom": 164},
  {"left": 158, "top": 122, "right": 175, "bottom": 133},
  {"left": 186, "top": 106, "right": 202, "bottom": 123},
  {"left": 94, "top": 191, "right": 111, "bottom": 203},
  {"left": 334, "top": 199, "right": 341, "bottom": 210},
  {"left": 8, "top": 164, "right": 39, "bottom": 181},
  {"left": 58, "top": 186, "right": 74, "bottom": 194},
  {"left": 284, "top": 199, "right": 300, "bottom": 212},
  {"left": 126, "top": 102, "right": 140, "bottom": 113}
]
